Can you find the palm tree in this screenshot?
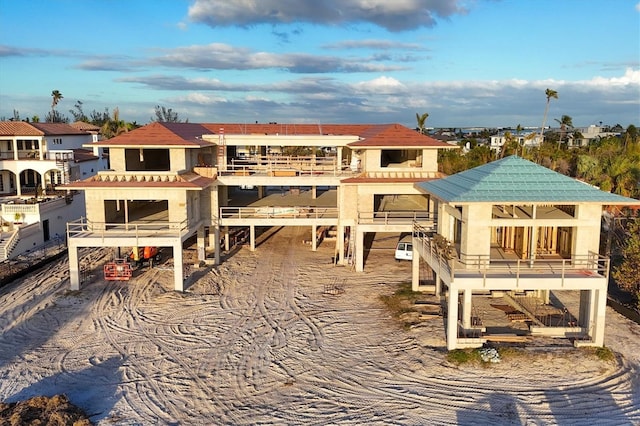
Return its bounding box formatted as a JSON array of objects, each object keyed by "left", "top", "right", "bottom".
[
  {"left": 51, "top": 90, "right": 63, "bottom": 110},
  {"left": 100, "top": 107, "right": 130, "bottom": 139},
  {"left": 416, "top": 112, "right": 429, "bottom": 135},
  {"left": 554, "top": 114, "right": 573, "bottom": 149},
  {"left": 539, "top": 88, "right": 558, "bottom": 144}
]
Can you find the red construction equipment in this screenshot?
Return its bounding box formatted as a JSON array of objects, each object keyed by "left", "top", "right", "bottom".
[
  {"left": 104, "top": 259, "right": 133, "bottom": 281},
  {"left": 129, "top": 246, "right": 162, "bottom": 266}
]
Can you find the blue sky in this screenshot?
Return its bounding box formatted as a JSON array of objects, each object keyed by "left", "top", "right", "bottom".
[{"left": 0, "top": 0, "right": 638, "bottom": 129}]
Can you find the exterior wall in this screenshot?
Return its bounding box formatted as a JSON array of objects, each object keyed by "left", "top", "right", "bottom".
[
  {"left": 109, "top": 149, "right": 125, "bottom": 171},
  {"left": 43, "top": 134, "right": 90, "bottom": 152},
  {"left": 360, "top": 149, "right": 379, "bottom": 171},
  {"left": 339, "top": 184, "right": 359, "bottom": 227},
  {"left": 573, "top": 204, "right": 602, "bottom": 257},
  {"left": 170, "top": 148, "right": 187, "bottom": 172},
  {"left": 421, "top": 149, "right": 438, "bottom": 172},
  {"left": 460, "top": 204, "right": 492, "bottom": 261}
]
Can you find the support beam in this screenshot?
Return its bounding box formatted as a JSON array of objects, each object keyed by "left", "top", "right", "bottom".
[
  {"left": 355, "top": 229, "right": 364, "bottom": 272},
  {"left": 312, "top": 225, "right": 317, "bottom": 251},
  {"left": 411, "top": 247, "right": 419, "bottom": 291},
  {"left": 462, "top": 290, "right": 472, "bottom": 329},
  {"left": 214, "top": 226, "right": 220, "bottom": 265},
  {"left": 447, "top": 287, "right": 459, "bottom": 350},
  {"left": 68, "top": 243, "right": 80, "bottom": 291},
  {"left": 337, "top": 224, "right": 345, "bottom": 265},
  {"left": 250, "top": 225, "right": 256, "bottom": 251},
  {"left": 173, "top": 242, "right": 184, "bottom": 292},
  {"left": 591, "top": 288, "right": 607, "bottom": 346},
  {"left": 197, "top": 226, "right": 205, "bottom": 262}
]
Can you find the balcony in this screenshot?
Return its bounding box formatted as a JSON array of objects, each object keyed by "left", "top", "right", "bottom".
[{"left": 413, "top": 223, "right": 609, "bottom": 290}]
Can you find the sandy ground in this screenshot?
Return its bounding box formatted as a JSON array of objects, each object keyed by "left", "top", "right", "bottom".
[{"left": 1, "top": 226, "right": 639, "bottom": 425}]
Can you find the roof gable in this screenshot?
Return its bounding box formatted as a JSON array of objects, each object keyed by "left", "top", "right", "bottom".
[{"left": 416, "top": 156, "right": 640, "bottom": 205}]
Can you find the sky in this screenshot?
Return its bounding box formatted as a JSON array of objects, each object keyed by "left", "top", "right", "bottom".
[{"left": 0, "top": 0, "right": 639, "bottom": 129}]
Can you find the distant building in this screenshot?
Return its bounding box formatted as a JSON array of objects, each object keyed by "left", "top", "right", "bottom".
[
  {"left": 567, "top": 125, "right": 621, "bottom": 147},
  {"left": 0, "top": 121, "right": 109, "bottom": 260},
  {"left": 489, "top": 130, "right": 542, "bottom": 152}
]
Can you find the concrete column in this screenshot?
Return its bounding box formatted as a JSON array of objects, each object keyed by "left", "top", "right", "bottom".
[
  {"left": 434, "top": 273, "right": 441, "bottom": 297},
  {"left": 250, "top": 225, "right": 256, "bottom": 251},
  {"left": 312, "top": 225, "right": 317, "bottom": 251},
  {"left": 578, "top": 290, "right": 591, "bottom": 326},
  {"left": 411, "top": 247, "right": 420, "bottom": 292},
  {"left": 591, "top": 288, "right": 607, "bottom": 346},
  {"left": 214, "top": 226, "right": 220, "bottom": 265},
  {"left": 197, "top": 226, "right": 205, "bottom": 261},
  {"left": 355, "top": 229, "right": 364, "bottom": 272},
  {"left": 336, "top": 224, "right": 345, "bottom": 264},
  {"left": 447, "top": 286, "right": 459, "bottom": 350},
  {"left": 68, "top": 243, "right": 80, "bottom": 291},
  {"left": 258, "top": 186, "right": 265, "bottom": 198},
  {"left": 462, "top": 290, "right": 473, "bottom": 329},
  {"left": 337, "top": 147, "right": 343, "bottom": 172},
  {"left": 311, "top": 186, "right": 317, "bottom": 199},
  {"left": 224, "top": 227, "right": 230, "bottom": 251},
  {"left": 173, "top": 242, "right": 184, "bottom": 292}
]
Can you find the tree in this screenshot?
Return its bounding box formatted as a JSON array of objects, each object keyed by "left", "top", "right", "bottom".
[
  {"left": 539, "top": 88, "right": 558, "bottom": 145},
  {"left": 51, "top": 90, "right": 63, "bottom": 110},
  {"left": 152, "top": 105, "right": 185, "bottom": 123},
  {"left": 554, "top": 114, "right": 573, "bottom": 149},
  {"left": 44, "top": 109, "right": 69, "bottom": 123},
  {"left": 415, "top": 112, "right": 429, "bottom": 135},
  {"left": 100, "top": 107, "right": 128, "bottom": 138},
  {"left": 612, "top": 217, "right": 640, "bottom": 309},
  {"left": 69, "top": 100, "right": 89, "bottom": 122}
]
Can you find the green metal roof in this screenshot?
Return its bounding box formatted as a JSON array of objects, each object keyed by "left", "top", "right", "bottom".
[{"left": 416, "top": 156, "right": 640, "bottom": 204}]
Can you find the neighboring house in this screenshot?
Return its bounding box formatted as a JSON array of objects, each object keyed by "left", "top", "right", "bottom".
[
  {"left": 567, "top": 124, "right": 621, "bottom": 147},
  {"left": 489, "top": 130, "right": 542, "bottom": 152},
  {"left": 0, "top": 121, "right": 109, "bottom": 260},
  {"left": 62, "top": 122, "right": 456, "bottom": 291},
  {"left": 412, "top": 156, "right": 640, "bottom": 350}
]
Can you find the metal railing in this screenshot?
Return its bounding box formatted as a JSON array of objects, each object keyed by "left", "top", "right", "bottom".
[
  {"left": 359, "top": 211, "right": 435, "bottom": 224},
  {"left": 219, "top": 206, "right": 339, "bottom": 219},
  {"left": 218, "top": 155, "right": 353, "bottom": 177},
  {"left": 412, "top": 223, "right": 610, "bottom": 285},
  {"left": 67, "top": 218, "right": 189, "bottom": 239}
]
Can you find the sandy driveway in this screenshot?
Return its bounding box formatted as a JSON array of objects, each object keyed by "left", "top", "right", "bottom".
[{"left": 1, "top": 226, "right": 639, "bottom": 424}]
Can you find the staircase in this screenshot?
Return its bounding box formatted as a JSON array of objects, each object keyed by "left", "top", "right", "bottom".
[{"left": 0, "top": 230, "right": 19, "bottom": 261}]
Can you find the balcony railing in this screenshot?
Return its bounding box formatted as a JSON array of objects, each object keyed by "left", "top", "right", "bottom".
[
  {"left": 359, "top": 211, "right": 435, "bottom": 224},
  {"left": 67, "top": 218, "right": 189, "bottom": 239},
  {"left": 219, "top": 206, "right": 339, "bottom": 219},
  {"left": 218, "top": 155, "right": 353, "bottom": 177},
  {"left": 412, "top": 223, "right": 610, "bottom": 285}
]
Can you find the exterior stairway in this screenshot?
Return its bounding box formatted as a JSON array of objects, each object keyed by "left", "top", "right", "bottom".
[{"left": 0, "top": 230, "right": 19, "bottom": 261}]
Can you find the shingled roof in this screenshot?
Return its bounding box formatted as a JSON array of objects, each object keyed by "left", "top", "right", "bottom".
[{"left": 416, "top": 156, "right": 640, "bottom": 205}]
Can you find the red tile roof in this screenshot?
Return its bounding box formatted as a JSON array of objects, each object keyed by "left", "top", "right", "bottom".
[
  {"left": 0, "top": 121, "right": 44, "bottom": 136},
  {"left": 90, "top": 122, "right": 215, "bottom": 148},
  {"left": 91, "top": 122, "right": 452, "bottom": 149},
  {"left": 71, "top": 121, "right": 101, "bottom": 132},
  {"left": 29, "top": 122, "right": 90, "bottom": 135}
]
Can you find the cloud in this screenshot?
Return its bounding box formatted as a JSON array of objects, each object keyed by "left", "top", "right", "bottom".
[
  {"left": 145, "top": 43, "right": 409, "bottom": 73},
  {"left": 121, "top": 68, "right": 640, "bottom": 128},
  {"left": 188, "top": 0, "right": 468, "bottom": 32},
  {"left": 323, "top": 39, "right": 428, "bottom": 51}
]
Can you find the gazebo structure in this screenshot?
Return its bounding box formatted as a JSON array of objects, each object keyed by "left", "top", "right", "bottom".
[{"left": 412, "top": 156, "right": 640, "bottom": 350}]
